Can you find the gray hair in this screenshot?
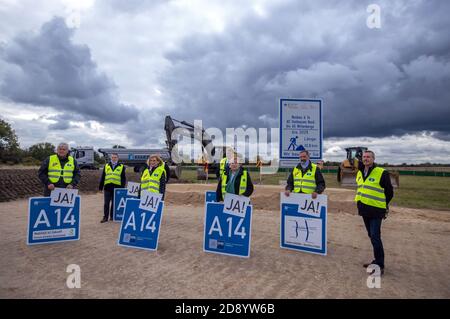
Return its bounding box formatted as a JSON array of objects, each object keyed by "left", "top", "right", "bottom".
[{"left": 57, "top": 142, "right": 69, "bottom": 150}]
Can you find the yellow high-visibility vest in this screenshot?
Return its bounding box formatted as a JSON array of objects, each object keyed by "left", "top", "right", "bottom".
[
  {"left": 48, "top": 154, "right": 75, "bottom": 184},
  {"left": 141, "top": 164, "right": 165, "bottom": 193},
  {"left": 104, "top": 163, "right": 124, "bottom": 186},
  {"left": 219, "top": 157, "right": 227, "bottom": 177},
  {"left": 221, "top": 170, "right": 248, "bottom": 198},
  {"left": 292, "top": 163, "right": 317, "bottom": 194},
  {"left": 355, "top": 167, "right": 387, "bottom": 209}
]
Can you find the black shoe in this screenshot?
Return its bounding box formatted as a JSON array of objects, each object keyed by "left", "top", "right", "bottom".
[{"left": 100, "top": 217, "right": 108, "bottom": 223}]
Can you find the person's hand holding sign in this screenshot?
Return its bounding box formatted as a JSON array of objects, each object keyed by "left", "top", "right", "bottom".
[
  {"left": 67, "top": 184, "right": 73, "bottom": 189},
  {"left": 312, "top": 192, "right": 318, "bottom": 199},
  {"left": 47, "top": 184, "right": 55, "bottom": 191}
]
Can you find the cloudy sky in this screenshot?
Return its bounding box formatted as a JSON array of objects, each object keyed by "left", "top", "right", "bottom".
[{"left": 0, "top": 0, "right": 449, "bottom": 164}]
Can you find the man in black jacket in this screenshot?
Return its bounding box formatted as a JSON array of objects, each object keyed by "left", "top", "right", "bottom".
[
  {"left": 284, "top": 150, "right": 326, "bottom": 198},
  {"left": 356, "top": 150, "right": 393, "bottom": 275},
  {"left": 38, "top": 143, "right": 81, "bottom": 196},
  {"left": 99, "top": 153, "right": 126, "bottom": 223},
  {"left": 216, "top": 155, "right": 253, "bottom": 201}
]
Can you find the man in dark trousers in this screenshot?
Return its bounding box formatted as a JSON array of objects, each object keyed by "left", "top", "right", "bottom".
[
  {"left": 284, "top": 150, "right": 326, "bottom": 199},
  {"left": 98, "top": 153, "right": 126, "bottom": 223},
  {"left": 356, "top": 150, "right": 393, "bottom": 276},
  {"left": 38, "top": 142, "right": 81, "bottom": 196}
]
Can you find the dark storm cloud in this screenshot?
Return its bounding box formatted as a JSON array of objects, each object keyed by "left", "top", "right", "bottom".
[
  {"left": 160, "top": 0, "right": 450, "bottom": 140},
  {"left": 0, "top": 17, "right": 139, "bottom": 125}
]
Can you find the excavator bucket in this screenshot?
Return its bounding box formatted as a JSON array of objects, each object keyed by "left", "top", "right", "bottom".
[{"left": 340, "top": 169, "right": 358, "bottom": 187}]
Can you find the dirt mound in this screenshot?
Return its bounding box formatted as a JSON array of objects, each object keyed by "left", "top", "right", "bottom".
[
  {"left": 0, "top": 169, "right": 140, "bottom": 202},
  {"left": 0, "top": 169, "right": 192, "bottom": 202},
  {"left": 164, "top": 185, "right": 359, "bottom": 214}
]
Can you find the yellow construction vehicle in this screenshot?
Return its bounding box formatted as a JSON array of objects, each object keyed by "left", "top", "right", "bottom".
[{"left": 337, "top": 147, "right": 399, "bottom": 188}]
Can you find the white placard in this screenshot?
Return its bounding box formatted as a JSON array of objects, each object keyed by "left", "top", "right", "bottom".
[
  {"left": 139, "top": 190, "right": 163, "bottom": 213},
  {"left": 50, "top": 188, "right": 79, "bottom": 208},
  {"left": 223, "top": 193, "right": 251, "bottom": 218},
  {"left": 127, "top": 182, "right": 140, "bottom": 197},
  {"left": 280, "top": 193, "right": 327, "bottom": 218}
]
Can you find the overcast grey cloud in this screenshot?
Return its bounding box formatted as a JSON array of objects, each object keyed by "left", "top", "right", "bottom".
[
  {"left": 160, "top": 0, "right": 450, "bottom": 139},
  {"left": 0, "top": 16, "right": 139, "bottom": 127},
  {"left": 0, "top": 0, "right": 449, "bottom": 163}
]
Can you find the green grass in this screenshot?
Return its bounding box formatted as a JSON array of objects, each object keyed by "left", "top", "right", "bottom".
[
  {"left": 388, "top": 176, "right": 450, "bottom": 211},
  {"left": 179, "top": 168, "right": 450, "bottom": 211}
]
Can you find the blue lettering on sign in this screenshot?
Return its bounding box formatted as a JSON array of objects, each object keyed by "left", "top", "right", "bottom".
[
  {"left": 27, "top": 196, "right": 80, "bottom": 245},
  {"left": 204, "top": 202, "right": 252, "bottom": 258}
]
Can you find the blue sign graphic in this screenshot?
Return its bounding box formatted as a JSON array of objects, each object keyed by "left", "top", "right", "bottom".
[
  {"left": 279, "top": 98, "right": 323, "bottom": 166},
  {"left": 204, "top": 202, "right": 252, "bottom": 258},
  {"left": 27, "top": 196, "right": 80, "bottom": 245},
  {"left": 280, "top": 200, "right": 327, "bottom": 255},
  {"left": 118, "top": 198, "right": 164, "bottom": 251}
]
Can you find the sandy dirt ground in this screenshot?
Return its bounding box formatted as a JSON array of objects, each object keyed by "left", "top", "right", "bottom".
[{"left": 0, "top": 184, "right": 449, "bottom": 298}]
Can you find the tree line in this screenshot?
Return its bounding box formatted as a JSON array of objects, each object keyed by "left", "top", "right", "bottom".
[{"left": 0, "top": 118, "right": 105, "bottom": 166}]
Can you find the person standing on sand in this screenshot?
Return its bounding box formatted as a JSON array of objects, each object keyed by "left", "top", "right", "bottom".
[
  {"left": 98, "top": 153, "right": 126, "bottom": 223},
  {"left": 216, "top": 153, "right": 253, "bottom": 201},
  {"left": 284, "top": 150, "right": 325, "bottom": 199},
  {"left": 355, "top": 150, "right": 393, "bottom": 276},
  {"left": 38, "top": 142, "right": 81, "bottom": 197},
  {"left": 140, "top": 154, "right": 167, "bottom": 200}
]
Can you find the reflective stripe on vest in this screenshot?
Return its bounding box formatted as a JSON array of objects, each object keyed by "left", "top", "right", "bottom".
[
  {"left": 221, "top": 170, "right": 248, "bottom": 198},
  {"left": 354, "top": 167, "right": 387, "bottom": 209},
  {"left": 292, "top": 163, "right": 317, "bottom": 194},
  {"left": 104, "top": 163, "right": 124, "bottom": 186},
  {"left": 141, "top": 165, "right": 165, "bottom": 193},
  {"left": 219, "top": 158, "right": 227, "bottom": 177},
  {"left": 48, "top": 154, "right": 74, "bottom": 184}
]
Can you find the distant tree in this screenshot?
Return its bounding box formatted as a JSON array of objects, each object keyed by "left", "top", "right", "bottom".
[
  {"left": 94, "top": 151, "right": 105, "bottom": 164},
  {"left": 0, "top": 118, "right": 21, "bottom": 163},
  {"left": 28, "top": 142, "right": 56, "bottom": 161},
  {"left": 112, "top": 145, "right": 126, "bottom": 149}
]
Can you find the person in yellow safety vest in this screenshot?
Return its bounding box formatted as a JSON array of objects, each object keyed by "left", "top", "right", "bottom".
[
  {"left": 284, "top": 150, "right": 326, "bottom": 199},
  {"left": 356, "top": 150, "right": 393, "bottom": 276},
  {"left": 99, "top": 153, "right": 126, "bottom": 223},
  {"left": 38, "top": 142, "right": 81, "bottom": 197},
  {"left": 216, "top": 154, "right": 253, "bottom": 202},
  {"left": 216, "top": 148, "right": 234, "bottom": 179},
  {"left": 140, "top": 154, "right": 167, "bottom": 200}
]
